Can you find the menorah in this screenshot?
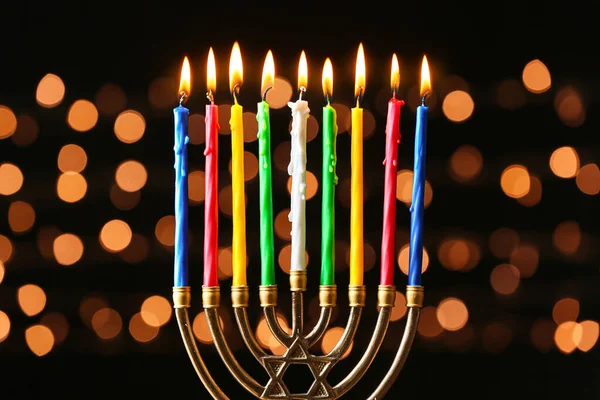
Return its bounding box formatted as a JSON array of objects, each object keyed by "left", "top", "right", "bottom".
[
  {"left": 172, "top": 277, "right": 423, "bottom": 399},
  {"left": 170, "top": 44, "right": 430, "bottom": 399}
]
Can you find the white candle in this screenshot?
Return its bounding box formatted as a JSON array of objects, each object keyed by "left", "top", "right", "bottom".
[{"left": 288, "top": 99, "right": 310, "bottom": 271}]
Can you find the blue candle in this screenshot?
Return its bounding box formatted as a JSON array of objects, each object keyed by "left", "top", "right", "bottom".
[
  {"left": 408, "top": 56, "right": 431, "bottom": 287},
  {"left": 174, "top": 57, "right": 191, "bottom": 288}
]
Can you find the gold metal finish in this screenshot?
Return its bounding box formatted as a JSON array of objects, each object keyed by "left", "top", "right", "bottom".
[
  {"left": 289, "top": 270, "right": 307, "bottom": 292},
  {"left": 377, "top": 285, "right": 396, "bottom": 308},
  {"left": 172, "top": 286, "right": 191, "bottom": 308},
  {"left": 319, "top": 285, "right": 337, "bottom": 307},
  {"left": 405, "top": 285, "right": 425, "bottom": 308},
  {"left": 202, "top": 286, "right": 220, "bottom": 308},
  {"left": 176, "top": 279, "right": 425, "bottom": 398},
  {"left": 232, "top": 285, "right": 249, "bottom": 308},
  {"left": 260, "top": 285, "right": 278, "bottom": 307},
  {"left": 348, "top": 285, "right": 366, "bottom": 307}
]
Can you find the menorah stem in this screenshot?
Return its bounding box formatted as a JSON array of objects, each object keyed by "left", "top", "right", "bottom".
[
  {"left": 367, "top": 307, "right": 421, "bottom": 400},
  {"left": 291, "top": 291, "right": 304, "bottom": 335},
  {"left": 234, "top": 307, "right": 267, "bottom": 361},
  {"left": 305, "top": 307, "right": 332, "bottom": 347},
  {"left": 172, "top": 288, "right": 229, "bottom": 400},
  {"left": 332, "top": 286, "right": 394, "bottom": 397},
  {"left": 203, "top": 287, "right": 265, "bottom": 397}
]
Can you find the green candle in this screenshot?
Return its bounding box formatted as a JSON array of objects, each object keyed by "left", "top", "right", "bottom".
[
  {"left": 320, "top": 58, "right": 338, "bottom": 286},
  {"left": 257, "top": 51, "right": 276, "bottom": 286}
]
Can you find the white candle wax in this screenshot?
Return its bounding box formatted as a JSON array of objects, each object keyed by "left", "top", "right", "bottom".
[{"left": 288, "top": 99, "right": 310, "bottom": 271}]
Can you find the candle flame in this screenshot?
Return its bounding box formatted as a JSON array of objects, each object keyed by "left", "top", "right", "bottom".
[
  {"left": 322, "top": 58, "right": 333, "bottom": 100},
  {"left": 229, "top": 42, "right": 243, "bottom": 95},
  {"left": 178, "top": 56, "right": 191, "bottom": 101},
  {"left": 354, "top": 43, "right": 366, "bottom": 100},
  {"left": 298, "top": 50, "right": 308, "bottom": 91},
  {"left": 420, "top": 55, "right": 431, "bottom": 97},
  {"left": 261, "top": 50, "right": 275, "bottom": 95},
  {"left": 391, "top": 54, "right": 400, "bottom": 91},
  {"left": 207, "top": 47, "right": 216, "bottom": 94}
]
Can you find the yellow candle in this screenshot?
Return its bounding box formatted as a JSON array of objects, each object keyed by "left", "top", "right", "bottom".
[
  {"left": 350, "top": 43, "right": 365, "bottom": 286},
  {"left": 229, "top": 42, "right": 247, "bottom": 287}
]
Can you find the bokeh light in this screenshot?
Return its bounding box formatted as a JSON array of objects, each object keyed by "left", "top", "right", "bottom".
[
  {"left": 58, "top": 144, "right": 88, "bottom": 173},
  {"left": 100, "top": 219, "right": 132, "bottom": 252},
  {"left": 114, "top": 110, "right": 146, "bottom": 144},
  {"left": 0, "top": 311, "right": 10, "bottom": 342},
  {"left": 53, "top": 233, "right": 84, "bottom": 266},
  {"left": 442, "top": 90, "right": 474, "bottom": 122},
  {"left": 92, "top": 308, "right": 122, "bottom": 340},
  {"left": 56, "top": 172, "right": 87, "bottom": 203},
  {"left": 522, "top": 59, "right": 551, "bottom": 93},
  {"left": 129, "top": 313, "right": 159, "bottom": 343},
  {"left": 0, "top": 163, "right": 24, "bottom": 196},
  {"left": 67, "top": 100, "right": 98, "bottom": 132},
  {"left": 490, "top": 264, "right": 520, "bottom": 295},
  {"left": 95, "top": 83, "right": 127, "bottom": 116},
  {"left": 500, "top": 165, "right": 530, "bottom": 199},
  {"left": 549, "top": 146, "right": 579, "bottom": 178},
  {"left": 36, "top": 74, "right": 65, "bottom": 108},
  {"left": 436, "top": 298, "right": 468, "bottom": 331},
  {"left": 575, "top": 163, "right": 600, "bottom": 195},
  {"left": 397, "top": 244, "right": 429, "bottom": 275},
  {"left": 8, "top": 201, "right": 36, "bottom": 233},
  {"left": 17, "top": 284, "right": 47, "bottom": 317},
  {"left": 0, "top": 105, "right": 17, "bottom": 139},
  {"left": 266, "top": 76, "right": 294, "bottom": 109},
  {"left": 552, "top": 297, "right": 579, "bottom": 325},
  {"left": 25, "top": 325, "right": 54, "bottom": 356},
  {"left": 141, "top": 295, "right": 172, "bottom": 327},
  {"left": 12, "top": 114, "right": 39, "bottom": 147},
  {"left": 115, "top": 160, "right": 148, "bottom": 192},
  {"left": 554, "top": 86, "right": 585, "bottom": 128},
  {"left": 449, "top": 145, "right": 482, "bottom": 183}
]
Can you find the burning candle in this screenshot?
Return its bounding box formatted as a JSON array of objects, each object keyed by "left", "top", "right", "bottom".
[
  {"left": 320, "top": 58, "right": 338, "bottom": 286},
  {"left": 380, "top": 54, "right": 404, "bottom": 287},
  {"left": 350, "top": 43, "right": 365, "bottom": 287},
  {"left": 229, "top": 42, "right": 247, "bottom": 287},
  {"left": 257, "top": 50, "right": 276, "bottom": 286},
  {"left": 203, "top": 48, "right": 219, "bottom": 288},
  {"left": 288, "top": 51, "right": 310, "bottom": 273},
  {"left": 173, "top": 56, "right": 191, "bottom": 288},
  {"left": 408, "top": 56, "right": 431, "bottom": 287}
]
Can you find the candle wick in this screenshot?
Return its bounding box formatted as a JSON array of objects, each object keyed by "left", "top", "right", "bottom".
[
  {"left": 206, "top": 90, "right": 214, "bottom": 104},
  {"left": 421, "top": 91, "right": 430, "bottom": 106},
  {"left": 392, "top": 84, "right": 398, "bottom": 100},
  {"left": 299, "top": 86, "right": 306, "bottom": 100},
  {"left": 325, "top": 93, "right": 331, "bottom": 104},
  {"left": 262, "top": 86, "right": 273, "bottom": 102},
  {"left": 354, "top": 86, "right": 364, "bottom": 107},
  {"left": 179, "top": 91, "right": 188, "bottom": 106},
  {"left": 231, "top": 84, "right": 241, "bottom": 104}
]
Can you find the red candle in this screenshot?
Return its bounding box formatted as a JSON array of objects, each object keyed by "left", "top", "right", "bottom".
[
  {"left": 381, "top": 54, "right": 404, "bottom": 287},
  {"left": 203, "top": 48, "right": 219, "bottom": 288}
]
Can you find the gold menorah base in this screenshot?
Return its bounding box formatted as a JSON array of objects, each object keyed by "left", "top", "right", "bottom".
[{"left": 173, "top": 271, "right": 423, "bottom": 399}]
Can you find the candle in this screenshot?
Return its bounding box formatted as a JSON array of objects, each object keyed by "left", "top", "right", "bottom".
[
  {"left": 408, "top": 55, "right": 431, "bottom": 287},
  {"left": 173, "top": 56, "right": 191, "bottom": 288},
  {"left": 320, "top": 58, "right": 338, "bottom": 286},
  {"left": 380, "top": 54, "right": 404, "bottom": 287},
  {"left": 203, "top": 48, "right": 219, "bottom": 288},
  {"left": 229, "top": 42, "right": 247, "bottom": 287},
  {"left": 257, "top": 50, "right": 276, "bottom": 286},
  {"left": 288, "top": 51, "right": 310, "bottom": 273},
  {"left": 350, "top": 43, "right": 365, "bottom": 287}
]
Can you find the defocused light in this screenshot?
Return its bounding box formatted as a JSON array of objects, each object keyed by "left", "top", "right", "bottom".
[
  {"left": 56, "top": 172, "right": 87, "bottom": 203},
  {"left": 530, "top": 318, "right": 555, "bottom": 353},
  {"left": 37, "top": 226, "right": 60, "bottom": 260},
  {"left": 322, "top": 58, "right": 333, "bottom": 99},
  {"left": 188, "top": 114, "right": 206, "bottom": 145},
  {"left": 266, "top": 77, "right": 293, "bottom": 109},
  {"left": 95, "top": 83, "right": 127, "bottom": 116},
  {"left": 554, "top": 321, "right": 580, "bottom": 354},
  {"left": 489, "top": 227, "right": 519, "bottom": 258},
  {"left": 576, "top": 320, "right": 599, "bottom": 352},
  {"left": 0, "top": 105, "right": 17, "bottom": 139},
  {"left": 79, "top": 296, "right": 108, "bottom": 328},
  {"left": 36, "top": 74, "right": 65, "bottom": 108},
  {"left": 509, "top": 244, "right": 539, "bottom": 278},
  {"left": 395, "top": 169, "right": 433, "bottom": 207},
  {"left": 554, "top": 86, "right": 585, "bottom": 127},
  {"left": 188, "top": 170, "right": 205, "bottom": 204},
  {"left": 141, "top": 295, "right": 172, "bottom": 327},
  {"left": 0, "top": 163, "right": 24, "bottom": 195},
  {"left": 110, "top": 184, "right": 140, "bottom": 210},
  {"left": 397, "top": 243, "right": 429, "bottom": 275},
  {"left": 119, "top": 233, "right": 149, "bottom": 264},
  {"left": 278, "top": 244, "right": 309, "bottom": 274},
  {"left": 576, "top": 163, "right": 600, "bottom": 195},
  {"left": 218, "top": 247, "right": 233, "bottom": 280},
  {"left": 390, "top": 291, "right": 407, "bottom": 321},
  {"left": 0, "top": 261, "right": 4, "bottom": 284},
  {"left": 67, "top": 100, "right": 98, "bottom": 132},
  {"left": 25, "top": 325, "right": 54, "bottom": 356},
  {"left": 0, "top": 311, "right": 10, "bottom": 342},
  {"left": 217, "top": 105, "right": 232, "bottom": 135},
  {"left": 274, "top": 208, "right": 291, "bottom": 240},
  {"left": 332, "top": 103, "right": 351, "bottom": 133},
  {"left": 500, "top": 165, "right": 530, "bottom": 199},
  {"left": 115, "top": 160, "right": 147, "bottom": 192},
  {"left": 92, "top": 308, "right": 122, "bottom": 340},
  {"left": 17, "top": 284, "right": 46, "bottom": 317},
  {"left": 322, "top": 327, "right": 352, "bottom": 359},
  {"left": 490, "top": 264, "right": 520, "bottom": 295},
  {"left": 53, "top": 233, "right": 84, "bottom": 266},
  {"left": 449, "top": 145, "right": 482, "bottom": 183},
  {"left": 516, "top": 175, "right": 542, "bottom": 207},
  {"left": 437, "top": 237, "right": 480, "bottom": 272},
  {"left": 12, "top": 114, "right": 39, "bottom": 147},
  {"left": 552, "top": 297, "right": 579, "bottom": 325},
  {"left": 100, "top": 219, "right": 132, "bottom": 252},
  {"left": 58, "top": 144, "right": 88, "bottom": 173},
  {"left": 442, "top": 90, "right": 474, "bottom": 122},
  {"left": 436, "top": 298, "right": 468, "bottom": 331},
  {"left": 193, "top": 311, "right": 224, "bottom": 344},
  {"left": 114, "top": 110, "right": 146, "bottom": 144},
  {"left": 286, "top": 171, "right": 318, "bottom": 200},
  {"left": 549, "top": 146, "right": 579, "bottom": 178},
  {"left": 8, "top": 200, "right": 35, "bottom": 233},
  {"left": 553, "top": 221, "right": 581, "bottom": 255},
  {"left": 129, "top": 313, "right": 159, "bottom": 343},
  {"left": 522, "top": 59, "right": 551, "bottom": 93},
  {"left": 149, "top": 77, "right": 177, "bottom": 109},
  {"left": 0, "top": 235, "right": 13, "bottom": 263},
  {"left": 155, "top": 215, "right": 175, "bottom": 246},
  {"left": 417, "top": 306, "right": 443, "bottom": 338},
  {"left": 40, "top": 312, "right": 69, "bottom": 345}
]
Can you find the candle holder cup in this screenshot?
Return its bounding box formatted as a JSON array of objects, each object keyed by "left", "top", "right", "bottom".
[{"left": 173, "top": 276, "right": 423, "bottom": 399}]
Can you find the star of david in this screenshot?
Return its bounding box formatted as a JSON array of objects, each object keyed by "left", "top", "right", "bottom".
[{"left": 261, "top": 336, "right": 338, "bottom": 399}]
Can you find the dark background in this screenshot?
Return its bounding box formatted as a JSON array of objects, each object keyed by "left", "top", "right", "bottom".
[{"left": 0, "top": 3, "right": 599, "bottom": 399}]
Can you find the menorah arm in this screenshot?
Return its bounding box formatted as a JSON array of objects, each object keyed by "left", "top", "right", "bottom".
[
  {"left": 264, "top": 306, "right": 293, "bottom": 346},
  {"left": 367, "top": 307, "right": 421, "bottom": 400},
  {"left": 332, "top": 286, "right": 394, "bottom": 397},
  {"left": 203, "top": 287, "right": 265, "bottom": 398},
  {"left": 172, "top": 288, "right": 229, "bottom": 400},
  {"left": 305, "top": 307, "right": 332, "bottom": 347},
  {"left": 234, "top": 307, "right": 267, "bottom": 361}
]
